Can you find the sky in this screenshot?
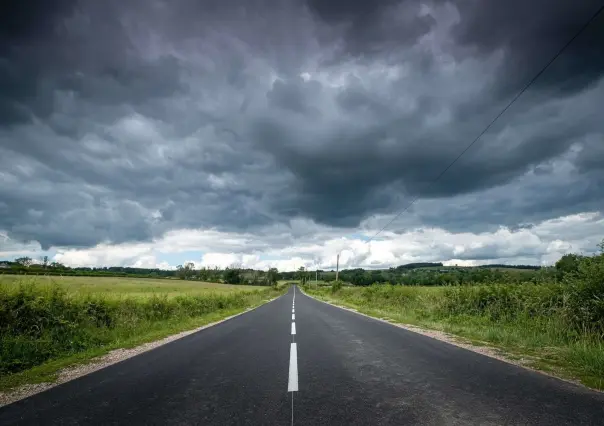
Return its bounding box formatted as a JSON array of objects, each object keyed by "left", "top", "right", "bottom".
[{"left": 1, "top": 0, "right": 603, "bottom": 271}]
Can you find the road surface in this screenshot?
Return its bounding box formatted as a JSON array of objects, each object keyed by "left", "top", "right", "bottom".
[{"left": 1, "top": 286, "right": 603, "bottom": 425}]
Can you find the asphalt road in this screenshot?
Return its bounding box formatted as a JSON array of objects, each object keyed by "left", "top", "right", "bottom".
[{"left": 1, "top": 285, "right": 603, "bottom": 425}]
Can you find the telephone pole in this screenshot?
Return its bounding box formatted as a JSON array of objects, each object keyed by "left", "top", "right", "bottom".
[{"left": 335, "top": 253, "right": 340, "bottom": 282}]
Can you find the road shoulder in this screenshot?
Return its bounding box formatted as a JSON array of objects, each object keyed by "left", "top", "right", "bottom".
[{"left": 299, "top": 287, "right": 599, "bottom": 393}]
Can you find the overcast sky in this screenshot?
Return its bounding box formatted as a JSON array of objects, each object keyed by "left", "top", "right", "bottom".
[{"left": 1, "top": 0, "right": 603, "bottom": 270}]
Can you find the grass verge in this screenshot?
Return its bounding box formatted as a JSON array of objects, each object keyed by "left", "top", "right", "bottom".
[
  {"left": 304, "top": 285, "right": 604, "bottom": 391},
  {"left": 0, "top": 279, "right": 286, "bottom": 392}
]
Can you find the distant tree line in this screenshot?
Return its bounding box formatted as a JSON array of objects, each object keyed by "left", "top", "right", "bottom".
[
  {"left": 1, "top": 258, "right": 176, "bottom": 278},
  {"left": 479, "top": 264, "right": 541, "bottom": 270},
  {"left": 291, "top": 262, "right": 542, "bottom": 287},
  {"left": 328, "top": 266, "right": 548, "bottom": 286},
  {"left": 0, "top": 258, "right": 280, "bottom": 287},
  {"left": 393, "top": 262, "right": 443, "bottom": 270},
  {"left": 2, "top": 254, "right": 590, "bottom": 287}
]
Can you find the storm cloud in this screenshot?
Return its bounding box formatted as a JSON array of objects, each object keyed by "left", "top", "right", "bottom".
[{"left": 1, "top": 0, "right": 603, "bottom": 259}]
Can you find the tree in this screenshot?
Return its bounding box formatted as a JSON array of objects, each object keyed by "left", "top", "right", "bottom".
[
  {"left": 198, "top": 267, "right": 210, "bottom": 281},
  {"left": 176, "top": 262, "right": 195, "bottom": 280},
  {"left": 249, "top": 270, "right": 260, "bottom": 286},
  {"left": 297, "top": 266, "right": 308, "bottom": 285},
  {"left": 370, "top": 270, "right": 385, "bottom": 284},
  {"left": 41, "top": 255, "right": 49, "bottom": 268},
  {"left": 556, "top": 254, "right": 582, "bottom": 280},
  {"left": 15, "top": 257, "right": 33, "bottom": 267},
  {"left": 223, "top": 267, "right": 241, "bottom": 284},
  {"left": 267, "top": 268, "right": 279, "bottom": 287},
  {"left": 331, "top": 279, "right": 343, "bottom": 293}
]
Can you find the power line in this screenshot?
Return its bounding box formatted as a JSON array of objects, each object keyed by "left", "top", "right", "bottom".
[{"left": 363, "top": 4, "right": 604, "bottom": 245}]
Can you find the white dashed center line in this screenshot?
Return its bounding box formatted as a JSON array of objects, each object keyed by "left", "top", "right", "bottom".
[
  {"left": 288, "top": 343, "right": 298, "bottom": 392},
  {"left": 291, "top": 322, "right": 296, "bottom": 335},
  {"left": 292, "top": 314, "right": 295, "bottom": 320}
]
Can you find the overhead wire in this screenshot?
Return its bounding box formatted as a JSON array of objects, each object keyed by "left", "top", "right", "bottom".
[{"left": 358, "top": 4, "right": 604, "bottom": 246}]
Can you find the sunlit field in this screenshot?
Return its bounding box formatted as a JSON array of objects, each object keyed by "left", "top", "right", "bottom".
[{"left": 0, "top": 275, "right": 254, "bottom": 299}]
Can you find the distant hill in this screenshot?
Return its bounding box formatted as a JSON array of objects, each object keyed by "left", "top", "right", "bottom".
[
  {"left": 478, "top": 264, "right": 541, "bottom": 270},
  {"left": 394, "top": 262, "right": 443, "bottom": 270}
]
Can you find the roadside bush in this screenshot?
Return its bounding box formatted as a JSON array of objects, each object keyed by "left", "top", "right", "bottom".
[
  {"left": 440, "top": 283, "right": 565, "bottom": 321},
  {"left": 360, "top": 284, "right": 419, "bottom": 307},
  {"left": 0, "top": 281, "right": 278, "bottom": 377},
  {"left": 564, "top": 252, "right": 604, "bottom": 335}
]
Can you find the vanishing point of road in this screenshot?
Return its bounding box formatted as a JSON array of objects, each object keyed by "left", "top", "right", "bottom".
[{"left": 1, "top": 286, "right": 603, "bottom": 425}]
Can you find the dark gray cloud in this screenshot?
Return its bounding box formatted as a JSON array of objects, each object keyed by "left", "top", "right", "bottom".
[
  {"left": 450, "top": 0, "right": 604, "bottom": 96},
  {"left": 0, "top": 0, "right": 603, "bottom": 251},
  {"left": 306, "top": 0, "right": 435, "bottom": 60},
  {"left": 0, "top": 0, "right": 186, "bottom": 128}
]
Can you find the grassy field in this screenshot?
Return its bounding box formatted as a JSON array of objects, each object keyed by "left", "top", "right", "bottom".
[
  {"left": 0, "top": 276, "right": 286, "bottom": 391},
  {"left": 305, "top": 283, "right": 604, "bottom": 390},
  {"left": 0, "top": 275, "right": 253, "bottom": 298}
]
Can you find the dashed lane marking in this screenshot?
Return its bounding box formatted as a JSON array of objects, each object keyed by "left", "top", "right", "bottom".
[{"left": 288, "top": 343, "right": 298, "bottom": 392}]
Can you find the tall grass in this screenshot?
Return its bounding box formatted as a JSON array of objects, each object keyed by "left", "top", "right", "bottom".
[{"left": 0, "top": 280, "right": 283, "bottom": 378}]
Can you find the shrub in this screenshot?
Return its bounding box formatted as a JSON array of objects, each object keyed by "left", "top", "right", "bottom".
[
  {"left": 0, "top": 281, "right": 276, "bottom": 376},
  {"left": 439, "top": 283, "right": 566, "bottom": 321},
  {"left": 564, "top": 253, "right": 604, "bottom": 335},
  {"left": 331, "top": 280, "right": 343, "bottom": 293}
]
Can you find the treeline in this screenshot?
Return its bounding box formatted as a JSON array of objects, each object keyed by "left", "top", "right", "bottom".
[
  {"left": 304, "top": 264, "right": 545, "bottom": 287},
  {"left": 393, "top": 262, "right": 443, "bottom": 270},
  {"left": 0, "top": 255, "right": 581, "bottom": 287},
  {"left": 329, "top": 266, "right": 548, "bottom": 286},
  {"left": 479, "top": 264, "right": 541, "bottom": 270},
  {"left": 314, "top": 245, "right": 601, "bottom": 287},
  {"left": 177, "top": 263, "right": 280, "bottom": 287},
  {"left": 294, "top": 262, "right": 546, "bottom": 287},
  {"left": 0, "top": 258, "right": 280, "bottom": 286},
  {"left": 1, "top": 259, "right": 176, "bottom": 278}
]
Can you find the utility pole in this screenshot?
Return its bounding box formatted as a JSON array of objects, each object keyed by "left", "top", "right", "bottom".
[
  {"left": 315, "top": 269, "right": 318, "bottom": 288},
  {"left": 335, "top": 253, "right": 340, "bottom": 282}
]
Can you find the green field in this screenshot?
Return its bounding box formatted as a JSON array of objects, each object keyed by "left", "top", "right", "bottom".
[
  {"left": 0, "top": 274, "right": 255, "bottom": 298},
  {"left": 0, "top": 276, "right": 286, "bottom": 391}
]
